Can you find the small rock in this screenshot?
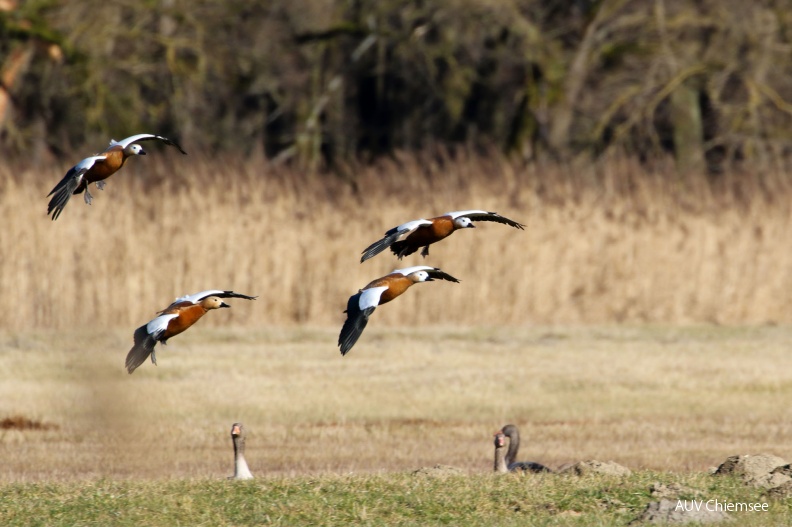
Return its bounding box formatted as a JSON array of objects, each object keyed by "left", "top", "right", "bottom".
[
  {"left": 558, "top": 460, "right": 632, "bottom": 477},
  {"left": 770, "top": 464, "right": 792, "bottom": 478},
  {"left": 766, "top": 479, "right": 792, "bottom": 499},
  {"left": 714, "top": 454, "right": 789, "bottom": 488},
  {"left": 633, "top": 499, "right": 730, "bottom": 524}
]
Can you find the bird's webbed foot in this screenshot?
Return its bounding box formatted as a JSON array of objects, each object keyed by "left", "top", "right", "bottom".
[
  {"left": 96, "top": 181, "right": 106, "bottom": 190},
  {"left": 83, "top": 188, "right": 94, "bottom": 205},
  {"left": 150, "top": 350, "right": 157, "bottom": 366},
  {"left": 421, "top": 246, "right": 430, "bottom": 257}
]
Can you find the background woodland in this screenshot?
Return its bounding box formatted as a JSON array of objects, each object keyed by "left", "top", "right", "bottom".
[{"left": 3, "top": 0, "right": 792, "bottom": 172}]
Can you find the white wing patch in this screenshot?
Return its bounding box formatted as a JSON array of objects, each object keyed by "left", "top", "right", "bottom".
[
  {"left": 173, "top": 290, "right": 225, "bottom": 304},
  {"left": 358, "top": 286, "right": 389, "bottom": 310},
  {"left": 394, "top": 219, "right": 433, "bottom": 241},
  {"left": 73, "top": 155, "right": 108, "bottom": 172},
  {"left": 444, "top": 210, "right": 489, "bottom": 219},
  {"left": 146, "top": 313, "right": 179, "bottom": 337},
  {"left": 391, "top": 266, "right": 435, "bottom": 276},
  {"left": 112, "top": 133, "right": 158, "bottom": 149},
  {"left": 395, "top": 219, "right": 432, "bottom": 231}
]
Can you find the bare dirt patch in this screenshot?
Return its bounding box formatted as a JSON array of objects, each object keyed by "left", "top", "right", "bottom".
[{"left": 0, "top": 415, "right": 58, "bottom": 431}]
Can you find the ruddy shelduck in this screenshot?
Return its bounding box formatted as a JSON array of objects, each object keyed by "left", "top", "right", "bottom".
[
  {"left": 125, "top": 290, "right": 256, "bottom": 374},
  {"left": 338, "top": 266, "right": 459, "bottom": 355},
  {"left": 47, "top": 133, "right": 187, "bottom": 220},
  {"left": 360, "top": 210, "right": 525, "bottom": 262}
]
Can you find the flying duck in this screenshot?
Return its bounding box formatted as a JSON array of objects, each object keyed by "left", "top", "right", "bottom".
[
  {"left": 125, "top": 290, "right": 256, "bottom": 374},
  {"left": 360, "top": 210, "right": 525, "bottom": 262},
  {"left": 338, "top": 266, "right": 459, "bottom": 355},
  {"left": 47, "top": 133, "right": 187, "bottom": 220}
]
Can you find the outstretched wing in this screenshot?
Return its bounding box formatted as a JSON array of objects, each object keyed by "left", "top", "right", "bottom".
[
  {"left": 338, "top": 286, "right": 388, "bottom": 355},
  {"left": 426, "top": 268, "right": 461, "bottom": 283},
  {"left": 125, "top": 324, "right": 159, "bottom": 374},
  {"left": 361, "top": 229, "right": 403, "bottom": 263},
  {"left": 125, "top": 310, "right": 181, "bottom": 373},
  {"left": 172, "top": 290, "right": 257, "bottom": 305},
  {"left": 391, "top": 266, "right": 461, "bottom": 283},
  {"left": 47, "top": 156, "right": 106, "bottom": 220},
  {"left": 391, "top": 265, "right": 436, "bottom": 276},
  {"left": 446, "top": 210, "right": 525, "bottom": 230},
  {"left": 111, "top": 133, "right": 188, "bottom": 155},
  {"left": 360, "top": 219, "right": 433, "bottom": 263}
]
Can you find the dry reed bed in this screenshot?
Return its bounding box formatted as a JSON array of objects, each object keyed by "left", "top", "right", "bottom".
[{"left": 2, "top": 153, "right": 792, "bottom": 331}]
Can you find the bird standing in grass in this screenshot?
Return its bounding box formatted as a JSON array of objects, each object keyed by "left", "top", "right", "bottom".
[
  {"left": 494, "top": 424, "right": 552, "bottom": 473},
  {"left": 338, "top": 266, "right": 459, "bottom": 355},
  {"left": 360, "top": 210, "right": 525, "bottom": 262},
  {"left": 125, "top": 290, "right": 256, "bottom": 374},
  {"left": 47, "top": 133, "right": 187, "bottom": 220},
  {"left": 229, "top": 422, "right": 254, "bottom": 480}
]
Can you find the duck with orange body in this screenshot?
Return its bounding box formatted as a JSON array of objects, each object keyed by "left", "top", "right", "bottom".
[
  {"left": 47, "top": 133, "right": 187, "bottom": 220},
  {"left": 338, "top": 266, "right": 459, "bottom": 355},
  {"left": 360, "top": 210, "right": 525, "bottom": 262},
  {"left": 125, "top": 290, "right": 256, "bottom": 374}
]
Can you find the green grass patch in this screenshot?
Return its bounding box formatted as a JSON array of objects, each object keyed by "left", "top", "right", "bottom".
[{"left": 2, "top": 471, "right": 789, "bottom": 527}]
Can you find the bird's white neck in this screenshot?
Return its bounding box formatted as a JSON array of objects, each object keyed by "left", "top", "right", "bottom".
[
  {"left": 234, "top": 453, "right": 254, "bottom": 480},
  {"left": 494, "top": 444, "right": 509, "bottom": 473},
  {"left": 233, "top": 436, "right": 254, "bottom": 480}
]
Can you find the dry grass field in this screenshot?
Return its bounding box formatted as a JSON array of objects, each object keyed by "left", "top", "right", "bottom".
[{"left": 1, "top": 325, "right": 791, "bottom": 483}]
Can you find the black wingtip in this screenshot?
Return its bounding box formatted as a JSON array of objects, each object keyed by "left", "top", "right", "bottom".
[
  {"left": 338, "top": 333, "right": 353, "bottom": 356},
  {"left": 47, "top": 190, "right": 70, "bottom": 221},
  {"left": 428, "top": 269, "right": 461, "bottom": 283},
  {"left": 172, "top": 143, "right": 188, "bottom": 155},
  {"left": 338, "top": 298, "right": 374, "bottom": 357},
  {"left": 172, "top": 140, "right": 188, "bottom": 155},
  {"left": 125, "top": 326, "right": 157, "bottom": 374},
  {"left": 469, "top": 212, "right": 525, "bottom": 230},
  {"left": 219, "top": 291, "right": 257, "bottom": 301},
  {"left": 160, "top": 136, "right": 188, "bottom": 155},
  {"left": 360, "top": 237, "right": 392, "bottom": 263},
  {"left": 337, "top": 330, "right": 357, "bottom": 356}
]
